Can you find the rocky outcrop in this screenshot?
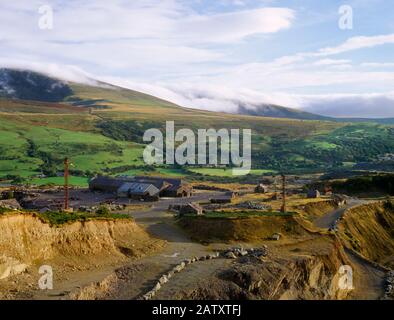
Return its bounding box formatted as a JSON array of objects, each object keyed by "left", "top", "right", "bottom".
[
  {"left": 382, "top": 270, "right": 394, "bottom": 300},
  {"left": 175, "top": 240, "right": 351, "bottom": 300},
  {"left": 338, "top": 202, "right": 394, "bottom": 268},
  {"left": 139, "top": 247, "right": 268, "bottom": 300},
  {"left": 0, "top": 199, "right": 21, "bottom": 210},
  {"left": 0, "top": 213, "right": 163, "bottom": 280}
]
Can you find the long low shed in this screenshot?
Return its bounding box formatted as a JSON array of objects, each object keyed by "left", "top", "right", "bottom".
[{"left": 89, "top": 175, "right": 192, "bottom": 199}]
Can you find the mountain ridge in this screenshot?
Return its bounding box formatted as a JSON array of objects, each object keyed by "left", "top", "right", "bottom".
[{"left": 0, "top": 68, "right": 332, "bottom": 121}]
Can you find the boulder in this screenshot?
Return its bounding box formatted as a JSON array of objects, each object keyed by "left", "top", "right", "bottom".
[
  {"left": 0, "top": 257, "right": 28, "bottom": 280},
  {"left": 173, "top": 263, "right": 185, "bottom": 273},
  {"left": 143, "top": 290, "right": 155, "bottom": 300},
  {"left": 225, "top": 252, "right": 237, "bottom": 259},
  {"left": 159, "top": 275, "right": 168, "bottom": 285},
  {"left": 153, "top": 282, "right": 161, "bottom": 292}
]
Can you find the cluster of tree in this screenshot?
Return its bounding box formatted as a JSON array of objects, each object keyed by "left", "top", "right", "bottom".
[
  {"left": 313, "top": 174, "right": 394, "bottom": 196},
  {"left": 97, "top": 120, "right": 164, "bottom": 143}
]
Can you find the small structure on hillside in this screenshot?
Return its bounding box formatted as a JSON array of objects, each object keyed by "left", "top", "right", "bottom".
[
  {"left": 89, "top": 176, "right": 125, "bottom": 193},
  {"left": 39, "top": 207, "right": 51, "bottom": 214},
  {"left": 255, "top": 184, "right": 268, "bottom": 194},
  {"left": 271, "top": 233, "right": 281, "bottom": 241},
  {"left": 134, "top": 176, "right": 192, "bottom": 198},
  {"left": 0, "top": 199, "right": 21, "bottom": 210},
  {"left": 307, "top": 189, "right": 321, "bottom": 199},
  {"left": 225, "top": 191, "right": 238, "bottom": 198},
  {"left": 324, "top": 186, "right": 333, "bottom": 196},
  {"left": 332, "top": 194, "right": 347, "bottom": 206},
  {"left": 179, "top": 203, "right": 203, "bottom": 216}
]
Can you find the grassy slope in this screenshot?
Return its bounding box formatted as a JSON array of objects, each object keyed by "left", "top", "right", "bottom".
[{"left": 0, "top": 82, "right": 394, "bottom": 184}]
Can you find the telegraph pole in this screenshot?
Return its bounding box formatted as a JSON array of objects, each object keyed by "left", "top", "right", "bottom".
[
  {"left": 64, "top": 157, "right": 69, "bottom": 211},
  {"left": 280, "top": 174, "right": 286, "bottom": 213}
]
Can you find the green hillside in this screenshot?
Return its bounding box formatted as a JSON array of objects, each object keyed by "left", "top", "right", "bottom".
[{"left": 1, "top": 70, "right": 394, "bottom": 185}]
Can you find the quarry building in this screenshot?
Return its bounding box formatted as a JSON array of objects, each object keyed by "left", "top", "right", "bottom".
[{"left": 89, "top": 175, "right": 192, "bottom": 200}]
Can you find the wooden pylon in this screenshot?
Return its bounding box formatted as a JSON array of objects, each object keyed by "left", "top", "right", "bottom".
[
  {"left": 64, "top": 157, "right": 69, "bottom": 211},
  {"left": 280, "top": 174, "right": 286, "bottom": 213}
]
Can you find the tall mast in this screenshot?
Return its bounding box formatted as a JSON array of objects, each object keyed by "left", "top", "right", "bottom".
[
  {"left": 64, "top": 157, "right": 69, "bottom": 211},
  {"left": 280, "top": 174, "right": 286, "bottom": 213}
]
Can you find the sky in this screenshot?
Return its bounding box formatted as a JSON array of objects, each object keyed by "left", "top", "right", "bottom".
[{"left": 1, "top": 0, "right": 394, "bottom": 117}]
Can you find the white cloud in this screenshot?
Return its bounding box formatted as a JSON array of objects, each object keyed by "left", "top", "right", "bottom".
[
  {"left": 2, "top": 59, "right": 394, "bottom": 119},
  {"left": 316, "top": 34, "right": 394, "bottom": 56},
  {"left": 361, "top": 62, "right": 394, "bottom": 68},
  {"left": 105, "top": 77, "right": 394, "bottom": 118},
  {"left": 177, "top": 8, "right": 295, "bottom": 43},
  {"left": 0, "top": 1, "right": 295, "bottom": 82},
  {"left": 313, "top": 59, "right": 351, "bottom": 66},
  {"left": 1, "top": 2, "right": 394, "bottom": 118},
  {"left": 0, "top": 2, "right": 294, "bottom": 44},
  {"left": 300, "top": 92, "right": 394, "bottom": 118},
  {"left": 0, "top": 58, "right": 97, "bottom": 84}
]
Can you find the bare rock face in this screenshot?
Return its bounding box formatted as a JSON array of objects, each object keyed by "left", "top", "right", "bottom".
[
  {"left": 173, "top": 243, "right": 351, "bottom": 300},
  {"left": 383, "top": 270, "right": 394, "bottom": 299},
  {"left": 0, "top": 213, "right": 164, "bottom": 280},
  {"left": 180, "top": 278, "right": 251, "bottom": 300},
  {"left": 0, "top": 256, "right": 28, "bottom": 280}
]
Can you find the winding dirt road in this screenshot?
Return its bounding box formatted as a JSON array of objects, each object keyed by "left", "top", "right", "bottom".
[
  {"left": 313, "top": 199, "right": 386, "bottom": 300},
  {"left": 110, "top": 191, "right": 242, "bottom": 300},
  {"left": 314, "top": 199, "right": 364, "bottom": 229}
]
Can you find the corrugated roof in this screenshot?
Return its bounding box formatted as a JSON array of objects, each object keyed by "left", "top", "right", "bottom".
[
  {"left": 118, "top": 182, "right": 160, "bottom": 196},
  {"left": 134, "top": 176, "right": 185, "bottom": 191},
  {"left": 91, "top": 175, "right": 189, "bottom": 193}
]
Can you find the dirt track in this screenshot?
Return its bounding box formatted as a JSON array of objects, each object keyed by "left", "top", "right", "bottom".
[
  {"left": 106, "top": 191, "right": 240, "bottom": 300},
  {"left": 313, "top": 200, "right": 386, "bottom": 300},
  {"left": 345, "top": 248, "right": 386, "bottom": 300},
  {"left": 314, "top": 199, "right": 364, "bottom": 229}
]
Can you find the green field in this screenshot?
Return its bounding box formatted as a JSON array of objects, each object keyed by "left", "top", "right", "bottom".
[
  {"left": 0, "top": 117, "right": 144, "bottom": 182},
  {"left": 30, "top": 176, "right": 89, "bottom": 187},
  {"left": 116, "top": 167, "right": 186, "bottom": 178},
  {"left": 187, "top": 168, "right": 276, "bottom": 177},
  {"left": 1, "top": 73, "right": 394, "bottom": 185}
]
